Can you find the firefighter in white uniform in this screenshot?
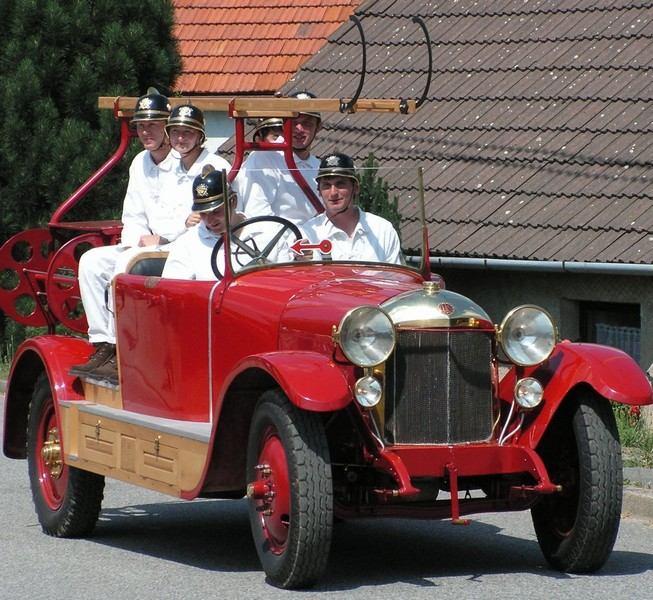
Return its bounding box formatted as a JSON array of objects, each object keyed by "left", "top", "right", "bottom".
[
  {"left": 163, "top": 104, "right": 231, "bottom": 233},
  {"left": 163, "top": 167, "right": 296, "bottom": 280},
  {"left": 71, "top": 90, "right": 178, "bottom": 380},
  {"left": 299, "top": 152, "right": 403, "bottom": 264},
  {"left": 71, "top": 101, "right": 231, "bottom": 383},
  {"left": 233, "top": 91, "right": 323, "bottom": 225}
]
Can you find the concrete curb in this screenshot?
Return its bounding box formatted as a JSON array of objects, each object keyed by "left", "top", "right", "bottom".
[
  {"left": 623, "top": 486, "right": 653, "bottom": 523},
  {"left": 1, "top": 378, "right": 651, "bottom": 522}
]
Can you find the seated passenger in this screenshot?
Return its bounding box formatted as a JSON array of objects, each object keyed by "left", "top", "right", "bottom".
[
  {"left": 71, "top": 89, "right": 179, "bottom": 383},
  {"left": 162, "top": 166, "right": 292, "bottom": 280},
  {"left": 163, "top": 104, "right": 231, "bottom": 232},
  {"left": 252, "top": 117, "right": 284, "bottom": 143},
  {"left": 232, "top": 91, "right": 323, "bottom": 224},
  {"left": 299, "top": 153, "right": 403, "bottom": 264}
]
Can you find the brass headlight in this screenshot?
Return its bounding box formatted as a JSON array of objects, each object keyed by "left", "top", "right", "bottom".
[
  {"left": 498, "top": 305, "right": 556, "bottom": 366},
  {"left": 514, "top": 377, "right": 544, "bottom": 408},
  {"left": 355, "top": 376, "right": 383, "bottom": 408},
  {"left": 336, "top": 306, "right": 395, "bottom": 367}
]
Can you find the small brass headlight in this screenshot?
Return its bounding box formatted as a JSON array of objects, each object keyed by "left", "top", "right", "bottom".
[
  {"left": 355, "top": 376, "right": 383, "bottom": 408},
  {"left": 514, "top": 377, "right": 544, "bottom": 409}
]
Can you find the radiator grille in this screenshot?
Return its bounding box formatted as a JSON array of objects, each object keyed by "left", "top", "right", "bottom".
[{"left": 384, "top": 330, "right": 494, "bottom": 444}]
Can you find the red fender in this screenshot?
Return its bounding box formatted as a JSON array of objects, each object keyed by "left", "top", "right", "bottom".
[
  {"left": 3, "top": 336, "right": 91, "bottom": 458},
  {"left": 222, "top": 351, "right": 354, "bottom": 412},
  {"left": 501, "top": 341, "right": 653, "bottom": 449}
]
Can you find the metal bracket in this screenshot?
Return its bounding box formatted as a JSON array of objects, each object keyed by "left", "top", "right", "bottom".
[
  {"left": 412, "top": 16, "right": 433, "bottom": 109},
  {"left": 339, "top": 15, "right": 367, "bottom": 113}
]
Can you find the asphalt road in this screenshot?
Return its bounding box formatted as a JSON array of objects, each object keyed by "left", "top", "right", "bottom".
[{"left": 2, "top": 394, "right": 652, "bottom": 599}]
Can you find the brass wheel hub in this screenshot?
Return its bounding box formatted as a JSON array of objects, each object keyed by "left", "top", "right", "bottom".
[{"left": 41, "top": 427, "right": 63, "bottom": 478}]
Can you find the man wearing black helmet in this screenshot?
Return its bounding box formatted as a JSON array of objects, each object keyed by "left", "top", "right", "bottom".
[
  {"left": 162, "top": 104, "right": 232, "bottom": 236},
  {"left": 72, "top": 89, "right": 182, "bottom": 382},
  {"left": 163, "top": 167, "right": 292, "bottom": 280},
  {"left": 252, "top": 117, "right": 284, "bottom": 143},
  {"left": 299, "top": 152, "right": 403, "bottom": 264},
  {"left": 233, "top": 91, "right": 323, "bottom": 225}
]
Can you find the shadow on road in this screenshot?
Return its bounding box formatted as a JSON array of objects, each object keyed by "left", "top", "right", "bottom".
[{"left": 90, "top": 498, "right": 653, "bottom": 591}]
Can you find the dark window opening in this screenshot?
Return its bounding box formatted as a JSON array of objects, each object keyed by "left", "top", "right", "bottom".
[{"left": 578, "top": 301, "right": 640, "bottom": 362}]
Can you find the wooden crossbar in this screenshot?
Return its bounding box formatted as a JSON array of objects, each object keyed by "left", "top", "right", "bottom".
[{"left": 98, "top": 96, "right": 416, "bottom": 116}]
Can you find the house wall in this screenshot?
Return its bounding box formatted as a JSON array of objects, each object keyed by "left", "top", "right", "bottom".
[
  {"left": 204, "top": 112, "right": 233, "bottom": 154},
  {"left": 435, "top": 267, "right": 653, "bottom": 369},
  {"left": 436, "top": 266, "right": 653, "bottom": 427}
]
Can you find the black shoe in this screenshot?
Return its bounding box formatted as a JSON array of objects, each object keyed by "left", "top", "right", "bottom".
[
  {"left": 69, "top": 343, "right": 115, "bottom": 377},
  {"left": 87, "top": 349, "right": 119, "bottom": 386}
]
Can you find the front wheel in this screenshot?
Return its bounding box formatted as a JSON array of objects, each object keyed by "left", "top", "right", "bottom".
[
  {"left": 532, "top": 393, "right": 622, "bottom": 572},
  {"left": 246, "top": 389, "right": 333, "bottom": 589},
  {"left": 27, "top": 373, "right": 105, "bottom": 536}
]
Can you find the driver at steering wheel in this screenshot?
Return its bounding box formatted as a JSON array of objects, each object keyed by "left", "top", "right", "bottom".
[{"left": 162, "top": 166, "right": 295, "bottom": 280}]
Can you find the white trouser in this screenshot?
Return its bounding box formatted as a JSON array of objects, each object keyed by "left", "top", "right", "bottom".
[{"left": 78, "top": 244, "right": 162, "bottom": 344}]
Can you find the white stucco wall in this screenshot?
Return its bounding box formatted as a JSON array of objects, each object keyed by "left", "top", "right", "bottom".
[{"left": 204, "top": 111, "right": 234, "bottom": 153}]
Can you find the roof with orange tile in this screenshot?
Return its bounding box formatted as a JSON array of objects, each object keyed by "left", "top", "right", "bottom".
[{"left": 172, "top": 0, "right": 362, "bottom": 94}]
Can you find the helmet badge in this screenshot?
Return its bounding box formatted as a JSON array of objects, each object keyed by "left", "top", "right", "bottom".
[
  {"left": 138, "top": 98, "right": 153, "bottom": 110},
  {"left": 325, "top": 155, "right": 340, "bottom": 167},
  {"left": 195, "top": 183, "right": 209, "bottom": 197},
  {"left": 179, "top": 106, "right": 193, "bottom": 118}
]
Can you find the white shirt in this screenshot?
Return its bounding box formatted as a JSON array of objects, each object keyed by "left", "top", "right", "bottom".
[
  {"left": 120, "top": 150, "right": 178, "bottom": 247},
  {"left": 300, "top": 209, "right": 403, "bottom": 264},
  {"left": 162, "top": 216, "right": 293, "bottom": 281},
  {"left": 232, "top": 150, "right": 322, "bottom": 225},
  {"left": 155, "top": 148, "right": 232, "bottom": 244}
]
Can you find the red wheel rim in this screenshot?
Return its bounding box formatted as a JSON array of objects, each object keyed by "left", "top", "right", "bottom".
[
  {"left": 254, "top": 426, "right": 291, "bottom": 554},
  {"left": 35, "top": 399, "right": 67, "bottom": 510}
]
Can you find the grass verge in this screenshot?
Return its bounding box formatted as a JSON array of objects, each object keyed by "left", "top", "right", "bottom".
[
  {"left": 615, "top": 405, "right": 653, "bottom": 469},
  {"left": 0, "top": 358, "right": 9, "bottom": 380}
]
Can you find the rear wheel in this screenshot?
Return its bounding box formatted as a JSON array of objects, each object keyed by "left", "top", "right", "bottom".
[
  {"left": 27, "top": 373, "right": 105, "bottom": 536},
  {"left": 532, "top": 393, "right": 622, "bottom": 572},
  {"left": 246, "top": 389, "right": 332, "bottom": 589}
]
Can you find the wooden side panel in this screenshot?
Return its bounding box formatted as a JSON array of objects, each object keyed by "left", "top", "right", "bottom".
[
  {"left": 81, "top": 381, "right": 123, "bottom": 409},
  {"left": 62, "top": 410, "right": 209, "bottom": 497},
  {"left": 140, "top": 439, "right": 178, "bottom": 486},
  {"left": 80, "top": 423, "right": 117, "bottom": 467},
  {"left": 120, "top": 435, "right": 137, "bottom": 473}
]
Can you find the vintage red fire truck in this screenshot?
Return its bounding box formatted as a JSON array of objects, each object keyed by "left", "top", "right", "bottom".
[{"left": 2, "top": 93, "right": 652, "bottom": 589}]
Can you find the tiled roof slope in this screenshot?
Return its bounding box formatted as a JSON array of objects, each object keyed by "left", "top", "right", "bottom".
[
  {"left": 279, "top": 0, "right": 653, "bottom": 263},
  {"left": 172, "top": 0, "right": 361, "bottom": 94}
]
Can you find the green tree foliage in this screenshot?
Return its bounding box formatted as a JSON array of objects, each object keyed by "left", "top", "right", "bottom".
[
  {"left": 0, "top": 0, "right": 181, "bottom": 243},
  {"left": 357, "top": 153, "right": 402, "bottom": 240}
]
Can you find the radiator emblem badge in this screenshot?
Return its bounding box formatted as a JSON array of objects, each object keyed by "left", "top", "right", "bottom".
[{"left": 439, "top": 302, "right": 455, "bottom": 315}]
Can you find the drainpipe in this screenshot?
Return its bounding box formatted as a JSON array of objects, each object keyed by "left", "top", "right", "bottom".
[{"left": 406, "top": 256, "right": 653, "bottom": 276}]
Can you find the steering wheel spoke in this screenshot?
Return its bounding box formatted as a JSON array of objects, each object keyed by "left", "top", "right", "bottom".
[{"left": 211, "top": 216, "right": 302, "bottom": 279}]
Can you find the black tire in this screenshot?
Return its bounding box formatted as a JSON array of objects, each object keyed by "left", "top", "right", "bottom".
[
  {"left": 246, "top": 389, "right": 333, "bottom": 589},
  {"left": 27, "top": 373, "right": 105, "bottom": 537},
  {"left": 532, "top": 392, "right": 622, "bottom": 572}
]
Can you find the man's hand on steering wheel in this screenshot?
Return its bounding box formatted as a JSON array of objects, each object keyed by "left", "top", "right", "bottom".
[{"left": 211, "top": 215, "right": 302, "bottom": 280}]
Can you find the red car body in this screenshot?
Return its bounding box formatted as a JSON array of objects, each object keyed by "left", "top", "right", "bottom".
[{"left": 2, "top": 95, "right": 652, "bottom": 589}]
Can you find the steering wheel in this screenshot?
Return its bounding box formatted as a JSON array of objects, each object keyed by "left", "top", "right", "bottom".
[{"left": 211, "top": 215, "right": 302, "bottom": 279}]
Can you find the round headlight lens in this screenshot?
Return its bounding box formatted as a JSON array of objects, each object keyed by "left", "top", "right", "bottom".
[
  {"left": 338, "top": 306, "right": 395, "bottom": 367},
  {"left": 355, "top": 376, "right": 383, "bottom": 408},
  {"left": 514, "top": 377, "right": 544, "bottom": 409},
  {"left": 499, "top": 305, "right": 556, "bottom": 366}
]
